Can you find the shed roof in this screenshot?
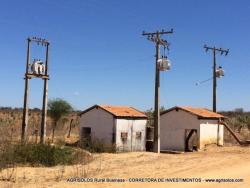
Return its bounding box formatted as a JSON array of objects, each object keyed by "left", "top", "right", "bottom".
[
  {"left": 161, "top": 106, "right": 224, "bottom": 119},
  {"left": 79, "top": 104, "right": 147, "bottom": 119}
]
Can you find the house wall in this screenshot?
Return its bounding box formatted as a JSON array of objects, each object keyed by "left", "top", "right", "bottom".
[
  {"left": 116, "top": 119, "right": 147, "bottom": 152},
  {"left": 79, "top": 108, "right": 114, "bottom": 144},
  {"left": 160, "top": 110, "right": 200, "bottom": 151},
  {"left": 199, "top": 119, "right": 224, "bottom": 148}
]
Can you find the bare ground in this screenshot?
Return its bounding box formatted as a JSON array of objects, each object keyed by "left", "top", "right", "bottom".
[{"left": 1, "top": 145, "right": 250, "bottom": 188}]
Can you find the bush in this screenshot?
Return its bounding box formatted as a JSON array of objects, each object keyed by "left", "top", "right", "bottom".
[
  {"left": 79, "top": 138, "right": 116, "bottom": 153},
  {"left": 0, "top": 143, "right": 89, "bottom": 168}
]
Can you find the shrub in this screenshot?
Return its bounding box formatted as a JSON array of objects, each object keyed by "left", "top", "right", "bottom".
[
  {"left": 79, "top": 138, "right": 116, "bottom": 153},
  {"left": 0, "top": 143, "right": 89, "bottom": 168}
]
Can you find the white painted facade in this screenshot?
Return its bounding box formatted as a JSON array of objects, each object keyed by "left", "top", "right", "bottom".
[
  {"left": 80, "top": 106, "right": 147, "bottom": 152},
  {"left": 200, "top": 119, "right": 224, "bottom": 148},
  {"left": 115, "top": 119, "right": 146, "bottom": 151},
  {"left": 160, "top": 109, "right": 224, "bottom": 151}
]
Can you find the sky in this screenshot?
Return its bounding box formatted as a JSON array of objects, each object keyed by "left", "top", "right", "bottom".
[{"left": 0, "top": 0, "right": 250, "bottom": 111}]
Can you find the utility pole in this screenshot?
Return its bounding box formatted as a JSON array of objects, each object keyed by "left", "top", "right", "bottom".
[
  {"left": 21, "top": 37, "right": 50, "bottom": 144},
  {"left": 142, "top": 29, "right": 173, "bottom": 153},
  {"left": 204, "top": 45, "right": 229, "bottom": 112},
  {"left": 21, "top": 38, "right": 31, "bottom": 143},
  {"left": 40, "top": 42, "right": 50, "bottom": 144}
]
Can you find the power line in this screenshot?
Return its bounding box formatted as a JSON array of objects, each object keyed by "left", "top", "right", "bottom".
[
  {"left": 49, "top": 55, "right": 154, "bottom": 72},
  {"left": 195, "top": 77, "right": 213, "bottom": 86}
]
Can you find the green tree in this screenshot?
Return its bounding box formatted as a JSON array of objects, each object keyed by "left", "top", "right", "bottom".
[
  {"left": 48, "top": 98, "right": 73, "bottom": 143},
  {"left": 145, "top": 106, "right": 166, "bottom": 127}
]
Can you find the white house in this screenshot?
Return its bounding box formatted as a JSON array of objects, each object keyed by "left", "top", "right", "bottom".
[
  {"left": 160, "top": 106, "right": 225, "bottom": 151},
  {"left": 79, "top": 105, "right": 147, "bottom": 151}
]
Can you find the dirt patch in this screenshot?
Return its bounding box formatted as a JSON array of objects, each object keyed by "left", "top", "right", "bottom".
[{"left": 0, "top": 146, "right": 250, "bottom": 188}]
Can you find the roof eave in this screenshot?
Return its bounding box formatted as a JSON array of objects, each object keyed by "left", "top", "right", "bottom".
[
  {"left": 160, "top": 106, "right": 178, "bottom": 116},
  {"left": 198, "top": 116, "right": 225, "bottom": 120},
  {"left": 115, "top": 116, "right": 148, "bottom": 120},
  {"left": 78, "top": 104, "right": 98, "bottom": 116}
]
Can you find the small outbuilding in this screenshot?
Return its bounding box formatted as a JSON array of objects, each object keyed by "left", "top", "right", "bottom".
[
  {"left": 79, "top": 105, "right": 147, "bottom": 151},
  {"left": 160, "top": 106, "right": 224, "bottom": 151}
]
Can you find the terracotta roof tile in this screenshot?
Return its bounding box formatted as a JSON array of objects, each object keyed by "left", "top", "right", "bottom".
[
  {"left": 161, "top": 106, "right": 224, "bottom": 119},
  {"left": 80, "top": 105, "right": 147, "bottom": 118},
  {"left": 99, "top": 105, "right": 147, "bottom": 118}
]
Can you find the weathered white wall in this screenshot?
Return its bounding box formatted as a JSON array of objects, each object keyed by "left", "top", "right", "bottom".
[
  {"left": 160, "top": 110, "right": 224, "bottom": 151},
  {"left": 199, "top": 119, "right": 224, "bottom": 148},
  {"left": 80, "top": 108, "right": 114, "bottom": 144},
  {"left": 80, "top": 108, "right": 147, "bottom": 151},
  {"left": 116, "top": 119, "right": 146, "bottom": 152},
  {"left": 160, "top": 110, "right": 200, "bottom": 151}
]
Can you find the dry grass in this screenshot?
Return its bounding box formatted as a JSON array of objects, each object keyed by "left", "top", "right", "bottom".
[
  {"left": 0, "top": 145, "right": 249, "bottom": 188},
  {"left": 0, "top": 110, "right": 79, "bottom": 142},
  {"left": 1, "top": 109, "right": 250, "bottom": 188}
]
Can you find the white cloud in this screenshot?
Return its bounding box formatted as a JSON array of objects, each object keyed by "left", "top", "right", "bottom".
[{"left": 73, "top": 91, "right": 80, "bottom": 96}]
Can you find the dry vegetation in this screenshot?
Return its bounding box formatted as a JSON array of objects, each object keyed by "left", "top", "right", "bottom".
[
  {"left": 0, "top": 108, "right": 80, "bottom": 143},
  {"left": 222, "top": 111, "right": 250, "bottom": 144},
  {"left": 0, "top": 108, "right": 250, "bottom": 188},
  {"left": 0, "top": 146, "right": 250, "bottom": 188}
]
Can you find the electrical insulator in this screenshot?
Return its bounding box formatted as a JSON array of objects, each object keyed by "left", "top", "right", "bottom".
[{"left": 157, "top": 58, "right": 171, "bottom": 71}]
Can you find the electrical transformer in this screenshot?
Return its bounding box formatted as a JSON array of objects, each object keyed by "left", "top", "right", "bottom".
[
  {"left": 31, "top": 60, "right": 45, "bottom": 75},
  {"left": 216, "top": 67, "right": 225, "bottom": 78},
  {"left": 157, "top": 58, "right": 171, "bottom": 71}
]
